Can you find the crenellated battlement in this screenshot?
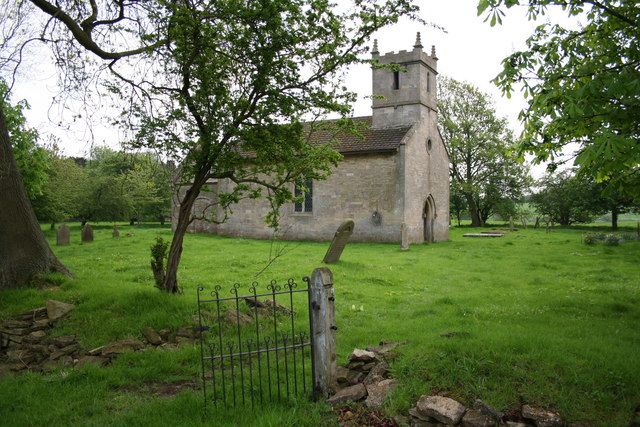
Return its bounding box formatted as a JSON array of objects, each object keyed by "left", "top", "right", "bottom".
[{"left": 371, "top": 32, "right": 439, "bottom": 129}]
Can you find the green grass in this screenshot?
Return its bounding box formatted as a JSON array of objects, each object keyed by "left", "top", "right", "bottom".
[{"left": 1, "top": 222, "right": 639, "bottom": 426}]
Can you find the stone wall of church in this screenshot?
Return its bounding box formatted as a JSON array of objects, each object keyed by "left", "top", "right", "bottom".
[
  {"left": 402, "top": 108, "right": 450, "bottom": 244},
  {"left": 180, "top": 152, "right": 406, "bottom": 242}
]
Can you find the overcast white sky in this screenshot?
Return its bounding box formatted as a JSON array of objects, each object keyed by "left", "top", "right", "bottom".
[{"left": 11, "top": 0, "right": 577, "bottom": 175}]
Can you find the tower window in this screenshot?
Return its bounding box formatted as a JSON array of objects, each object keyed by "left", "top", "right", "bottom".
[
  {"left": 427, "top": 72, "right": 431, "bottom": 92},
  {"left": 393, "top": 71, "right": 400, "bottom": 90},
  {"left": 294, "top": 178, "right": 313, "bottom": 213},
  {"left": 427, "top": 138, "right": 432, "bottom": 151}
]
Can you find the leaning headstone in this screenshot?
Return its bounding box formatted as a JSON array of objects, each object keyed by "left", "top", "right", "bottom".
[
  {"left": 81, "top": 224, "right": 94, "bottom": 242},
  {"left": 323, "top": 220, "right": 354, "bottom": 264},
  {"left": 112, "top": 226, "right": 120, "bottom": 238},
  {"left": 56, "top": 224, "right": 70, "bottom": 246}
]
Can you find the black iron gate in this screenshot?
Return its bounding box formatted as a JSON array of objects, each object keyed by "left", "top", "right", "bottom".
[{"left": 196, "top": 277, "right": 315, "bottom": 408}]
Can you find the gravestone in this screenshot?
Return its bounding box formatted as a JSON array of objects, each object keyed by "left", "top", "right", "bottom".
[
  {"left": 323, "top": 220, "right": 354, "bottom": 264},
  {"left": 400, "top": 223, "right": 409, "bottom": 251},
  {"left": 56, "top": 224, "right": 70, "bottom": 246},
  {"left": 81, "top": 224, "right": 94, "bottom": 242},
  {"left": 112, "top": 226, "right": 120, "bottom": 238},
  {"left": 463, "top": 233, "right": 503, "bottom": 238}
]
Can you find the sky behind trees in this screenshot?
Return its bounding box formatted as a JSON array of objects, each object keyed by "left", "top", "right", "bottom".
[{"left": 11, "top": 0, "right": 578, "bottom": 176}]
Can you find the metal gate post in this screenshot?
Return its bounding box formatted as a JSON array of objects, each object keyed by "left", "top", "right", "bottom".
[{"left": 308, "top": 267, "right": 337, "bottom": 398}]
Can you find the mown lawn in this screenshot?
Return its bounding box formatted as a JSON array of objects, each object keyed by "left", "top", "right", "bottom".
[{"left": 0, "top": 223, "right": 638, "bottom": 426}]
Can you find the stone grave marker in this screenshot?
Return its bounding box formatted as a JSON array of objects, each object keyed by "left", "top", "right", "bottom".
[
  {"left": 56, "top": 224, "right": 70, "bottom": 246},
  {"left": 323, "top": 220, "right": 354, "bottom": 264},
  {"left": 400, "top": 223, "right": 409, "bottom": 251},
  {"left": 81, "top": 224, "right": 94, "bottom": 242},
  {"left": 112, "top": 226, "right": 120, "bottom": 238}
]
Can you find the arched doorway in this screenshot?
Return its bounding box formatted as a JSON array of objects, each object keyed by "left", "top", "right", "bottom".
[{"left": 423, "top": 195, "right": 436, "bottom": 243}]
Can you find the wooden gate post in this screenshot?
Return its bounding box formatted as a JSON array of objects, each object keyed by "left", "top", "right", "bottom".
[{"left": 308, "top": 267, "right": 337, "bottom": 398}]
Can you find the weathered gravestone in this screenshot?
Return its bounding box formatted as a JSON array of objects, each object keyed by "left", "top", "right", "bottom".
[
  {"left": 323, "top": 220, "right": 354, "bottom": 264},
  {"left": 81, "top": 224, "right": 94, "bottom": 242},
  {"left": 56, "top": 224, "right": 70, "bottom": 246},
  {"left": 112, "top": 226, "right": 120, "bottom": 238},
  {"left": 400, "top": 223, "right": 409, "bottom": 251}
]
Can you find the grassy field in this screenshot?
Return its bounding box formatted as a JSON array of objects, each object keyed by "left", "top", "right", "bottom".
[{"left": 0, "top": 222, "right": 639, "bottom": 426}]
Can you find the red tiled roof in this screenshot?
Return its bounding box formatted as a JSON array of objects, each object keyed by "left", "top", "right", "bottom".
[{"left": 306, "top": 116, "right": 411, "bottom": 155}]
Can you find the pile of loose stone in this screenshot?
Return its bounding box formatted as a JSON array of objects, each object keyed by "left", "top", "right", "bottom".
[
  {"left": 327, "top": 342, "right": 400, "bottom": 410},
  {"left": 324, "top": 342, "right": 564, "bottom": 427},
  {"left": 0, "top": 300, "right": 89, "bottom": 374},
  {"left": 408, "top": 395, "right": 563, "bottom": 426},
  {"left": 0, "top": 300, "right": 204, "bottom": 376}
]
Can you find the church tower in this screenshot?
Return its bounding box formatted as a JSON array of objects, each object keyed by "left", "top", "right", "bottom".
[{"left": 371, "top": 33, "right": 438, "bottom": 129}]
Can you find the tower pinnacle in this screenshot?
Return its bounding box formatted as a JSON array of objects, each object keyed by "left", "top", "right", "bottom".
[{"left": 414, "top": 32, "right": 423, "bottom": 49}]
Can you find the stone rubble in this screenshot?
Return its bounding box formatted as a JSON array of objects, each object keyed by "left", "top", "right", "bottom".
[
  {"left": 416, "top": 395, "right": 467, "bottom": 425},
  {"left": 473, "top": 399, "right": 504, "bottom": 422},
  {"left": 365, "top": 378, "right": 397, "bottom": 409},
  {"left": 142, "top": 327, "right": 162, "bottom": 346},
  {"left": 327, "top": 383, "right": 368, "bottom": 405},
  {"left": 0, "top": 301, "right": 80, "bottom": 373},
  {"left": 0, "top": 301, "right": 205, "bottom": 377},
  {"left": 327, "top": 342, "right": 402, "bottom": 410},
  {"left": 521, "top": 405, "right": 563, "bottom": 427},
  {"left": 460, "top": 409, "right": 495, "bottom": 427},
  {"left": 405, "top": 394, "right": 567, "bottom": 427},
  {"left": 46, "top": 300, "right": 75, "bottom": 322}
]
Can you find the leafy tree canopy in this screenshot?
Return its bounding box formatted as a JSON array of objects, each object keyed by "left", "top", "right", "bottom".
[
  {"left": 531, "top": 169, "right": 600, "bottom": 226},
  {"left": 16, "top": 0, "right": 421, "bottom": 292},
  {"left": 31, "top": 147, "right": 85, "bottom": 223},
  {"left": 439, "top": 76, "right": 531, "bottom": 226},
  {"left": 76, "top": 148, "right": 172, "bottom": 224},
  {"left": 0, "top": 79, "right": 50, "bottom": 199},
  {"left": 31, "top": 146, "right": 172, "bottom": 224},
  {"left": 478, "top": 1, "right": 640, "bottom": 197}
]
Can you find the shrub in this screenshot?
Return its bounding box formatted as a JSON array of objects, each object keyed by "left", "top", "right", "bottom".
[
  {"left": 150, "top": 237, "right": 169, "bottom": 289},
  {"left": 583, "top": 234, "right": 598, "bottom": 245},
  {"left": 604, "top": 234, "right": 621, "bottom": 246},
  {"left": 620, "top": 232, "right": 637, "bottom": 242}
]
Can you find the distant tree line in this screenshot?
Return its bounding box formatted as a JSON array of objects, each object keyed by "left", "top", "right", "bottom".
[
  {"left": 449, "top": 167, "right": 639, "bottom": 230},
  {"left": 530, "top": 170, "right": 638, "bottom": 230},
  {"left": 4, "top": 80, "right": 173, "bottom": 226},
  {"left": 438, "top": 76, "right": 638, "bottom": 230},
  {"left": 31, "top": 147, "right": 174, "bottom": 226}
]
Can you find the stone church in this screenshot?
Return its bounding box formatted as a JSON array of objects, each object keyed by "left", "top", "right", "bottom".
[{"left": 175, "top": 35, "right": 449, "bottom": 244}]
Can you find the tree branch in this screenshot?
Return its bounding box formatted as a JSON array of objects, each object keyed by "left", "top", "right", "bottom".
[{"left": 29, "top": 0, "right": 163, "bottom": 60}]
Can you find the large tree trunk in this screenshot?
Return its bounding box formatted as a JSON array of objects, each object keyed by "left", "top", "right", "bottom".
[
  {"left": 611, "top": 208, "right": 618, "bottom": 231},
  {"left": 163, "top": 174, "right": 206, "bottom": 293},
  {"left": 464, "top": 194, "right": 483, "bottom": 227},
  {"left": 0, "top": 105, "right": 70, "bottom": 289}
]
